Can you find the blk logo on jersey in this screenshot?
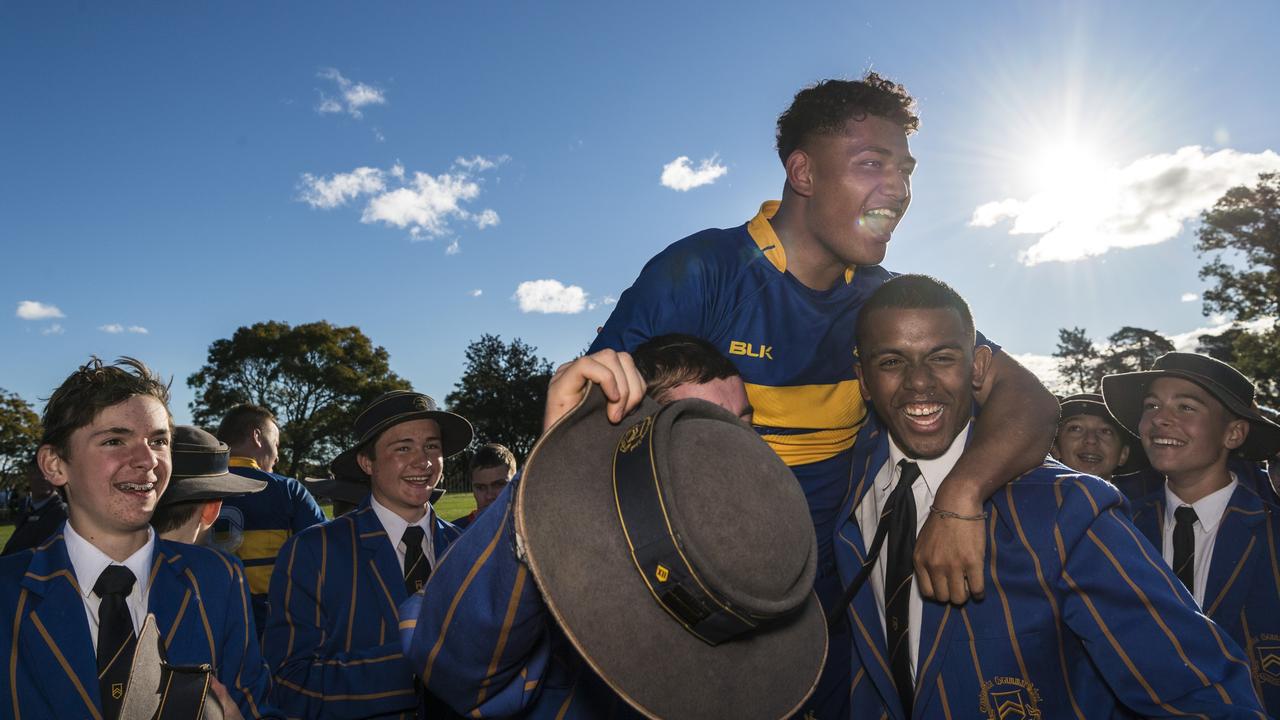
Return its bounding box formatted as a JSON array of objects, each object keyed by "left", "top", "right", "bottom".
[{"left": 728, "top": 341, "right": 773, "bottom": 360}]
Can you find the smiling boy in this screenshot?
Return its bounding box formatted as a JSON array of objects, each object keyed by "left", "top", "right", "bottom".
[
  {"left": 1104, "top": 353, "right": 1280, "bottom": 715},
  {"left": 0, "top": 357, "right": 276, "bottom": 719}
]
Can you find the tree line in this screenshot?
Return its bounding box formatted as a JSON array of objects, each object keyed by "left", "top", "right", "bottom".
[{"left": 2, "top": 172, "right": 1278, "bottom": 491}]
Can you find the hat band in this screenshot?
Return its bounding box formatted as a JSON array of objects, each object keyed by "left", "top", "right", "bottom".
[
  {"left": 612, "top": 413, "right": 760, "bottom": 646},
  {"left": 176, "top": 451, "right": 230, "bottom": 478}
]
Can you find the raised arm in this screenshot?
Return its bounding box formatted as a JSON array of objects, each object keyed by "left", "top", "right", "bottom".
[{"left": 914, "top": 351, "right": 1059, "bottom": 604}]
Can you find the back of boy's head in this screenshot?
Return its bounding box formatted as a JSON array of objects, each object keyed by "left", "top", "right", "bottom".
[
  {"left": 776, "top": 72, "right": 920, "bottom": 164},
  {"left": 41, "top": 356, "right": 172, "bottom": 459}
]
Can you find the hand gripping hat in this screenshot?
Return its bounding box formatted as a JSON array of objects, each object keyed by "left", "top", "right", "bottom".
[
  {"left": 330, "top": 390, "right": 474, "bottom": 482},
  {"left": 157, "top": 426, "right": 267, "bottom": 507},
  {"left": 1102, "top": 352, "right": 1280, "bottom": 461},
  {"left": 515, "top": 387, "right": 827, "bottom": 719}
]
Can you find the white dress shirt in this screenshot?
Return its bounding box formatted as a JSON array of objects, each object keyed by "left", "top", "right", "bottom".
[
  {"left": 64, "top": 522, "right": 155, "bottom": 653},
  {"left": 1162, "top": 476, "right": 1237, "bottom": 607},
  {"left": 370, "top": 495, "right": 437, "bottom": 574},
  {"left": 855, "top": 424, "right": 970, "bottom": 680}
]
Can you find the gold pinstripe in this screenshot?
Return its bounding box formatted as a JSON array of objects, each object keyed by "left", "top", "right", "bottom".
[
  {"left": 283, "top": 531, "right": 300, "bottom": 657},
  {"left": 1109, "top": 508, "right": 1187, "bottom": 602},
  {"left": 1206, "top": 537, "right": 1256, "bottom": 616},
  {"left": 346, "top": 517, "right": 358, "bottom": 652},
  {"left": 229, "top": 562, "right": 265, "bottom": 719},
  {"left": 10, "top": 588, "right": 26, "bottom": 720},
  {"left": 184, "top": 568, "right": 218, "bottom": 666},
  {"left": 1241, "top": 610, "right": 1266, "bottom": 708},
  {"left": 23, "top": 568, "right": 82, "bottom": 590},
  {"left": 31, "top": 612, "right": 102, "bottom": 720},
  {"left": 986, "top": 507, "right": 1031, "bottom": 683},
  {"left": 273, "top": 676, "right": 415, "bottom": 701},
  {"left": 849, "top": 666, "right": 866, "bottom": 697},
  {"left": 315, "top": 653, "right": 402, "bottom": 667},
  {"left": 317, "top": 524, "right": 328, "bottom": 629},
  {"left": 1265, "top": 510, "right": 1280, "bottom": 600},
  {"left": 475, "top": 563, "right": 529, "bottom": 708},
  {"left": 1085, "top": 528, "right": 1228, "bottom": 700},
  {"left": 554, "top": 671, "right": 580, "bottom": 720},
  {"left": 848, "top": 600, "right": 893, "bottom": 683},
  {"left": 914, "top": 604, "right": 951, "bottom": 706},
  {"left": 367, "top": 558, "right": 398, "bottom": 622},
  {"left": 420, "top": 500, "right": 509, "bottom": 686},
  {"left": 164, "top": 590, "right": 191, "bottom": 648},
  {"left": 1005, "top": 486, "right": 1086, "bottom": 719},
  {"left": 935, "top": 675, "right": 952, "bottom": 720}
]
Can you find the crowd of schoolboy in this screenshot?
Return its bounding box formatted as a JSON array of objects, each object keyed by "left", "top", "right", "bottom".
[{"left": 2, "top": 69, "right": 1279, "bottom": 719}]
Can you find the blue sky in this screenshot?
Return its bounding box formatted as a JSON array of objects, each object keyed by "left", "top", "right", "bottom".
[{"left": 3, "top": 1, "right": 1278, "bottom": 423}]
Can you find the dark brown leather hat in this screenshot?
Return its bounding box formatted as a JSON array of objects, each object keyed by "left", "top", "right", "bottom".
[
  {"left": 515, "top": 387, "right": 826, "bottom": 719},
  {"left": 350, "top": 391, "right": 473, "bottom": 460}
]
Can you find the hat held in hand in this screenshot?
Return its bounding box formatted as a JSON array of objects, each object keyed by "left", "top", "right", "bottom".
[{"left": 515, "top": 387, "right": 826, "bottom": 720}]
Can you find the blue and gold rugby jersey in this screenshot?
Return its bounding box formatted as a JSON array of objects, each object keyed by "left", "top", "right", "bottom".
[{"left": 590, "top": 201, "right": 997, "bottom": 584}]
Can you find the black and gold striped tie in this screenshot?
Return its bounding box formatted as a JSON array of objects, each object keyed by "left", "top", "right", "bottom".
[
  {"left": 884, "top": 460, "right": 921, "bottom": 717},
  {"left": 94, "top": 565, "right": 137, "bottom": 720},
  {"left": 403, "top": 525, "right": 430, "bottom": 596}
]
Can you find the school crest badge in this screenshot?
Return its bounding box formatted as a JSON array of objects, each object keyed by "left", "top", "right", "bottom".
[
  {"left": 979, "top": 676, "right": 1042, "bottom": 720},
  {"left": 1255, "top": 635, "right": 1280, "bottom": 686},
  {"left": 618, "top": 416, "right": 654, "bottom": 454}
]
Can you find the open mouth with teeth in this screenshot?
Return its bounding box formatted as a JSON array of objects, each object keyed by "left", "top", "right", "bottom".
[
  {"left": 1074, "top": 453, "right": 1104, "bottom": 464},
  {"left": 902, "top": 402, "right": 945, "bottom": 431},
  {"left": 400, "top": 475, "right": 435, "bottom": 488},
  {"left": 1147, "top": 436, "right": 1187, "bottom": 449},
  {"left": 859, "top": 207, "right": 900, "bottom": 237},
  {"left": 115, "top": 481, "right": 157, "bottom": 496}
]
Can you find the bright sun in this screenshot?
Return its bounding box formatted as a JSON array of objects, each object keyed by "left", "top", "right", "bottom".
[{"left": 1030, "top": 141, "right": 1109, "bottom": 194}]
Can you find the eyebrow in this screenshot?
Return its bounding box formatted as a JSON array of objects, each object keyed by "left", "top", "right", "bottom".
[
  {"left": 90, "top": 426, "right": 170, "bottom": 439},
  {"left": 867, "top": 342, "right": 964, "bottom": 358},
  {"left": 389, "top": 435, "right": 441, "bottom": 445},
  {"left": 851, "top": 144, "right": 917, "bottom": 165}
]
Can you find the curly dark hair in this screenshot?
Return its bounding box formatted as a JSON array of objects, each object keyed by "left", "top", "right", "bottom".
[
  {"left": 776, "top": 72, "right": 920, "bottom": 163},
  {"left": 41, "top": 356, "right": 172, "bottom": 459}
]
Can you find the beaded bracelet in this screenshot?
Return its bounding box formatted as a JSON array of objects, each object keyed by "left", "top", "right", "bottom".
[{"left": 929, "top": 505, "right": 988, "bottom": 522}]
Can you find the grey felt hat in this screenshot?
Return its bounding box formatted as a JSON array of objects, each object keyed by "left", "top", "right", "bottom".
[
  {"left": 158, "top": 426, "right": 266, "bottom": 507},
  {"left": 515, "top": 387, "right": 826, "bottom": 719},
  {"left": 1102, "top": 352, "right": 1280, "bottom": 462}
]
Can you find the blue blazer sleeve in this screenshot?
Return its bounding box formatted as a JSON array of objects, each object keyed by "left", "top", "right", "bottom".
[
  {"left": 1055, "top": 480, "right": 1263, "bottom": 717},
  {"left": 213, "top": 553, "right": 280, "bottom": 718},
  {"left": 262, "top": 529, "right": 416, "bottom": 719},
  {"left": 401, "top": 483, "right": 553, "bottom": 717},
  {"left": 285, "top": 476, "right": 328, "bottom": 532}
]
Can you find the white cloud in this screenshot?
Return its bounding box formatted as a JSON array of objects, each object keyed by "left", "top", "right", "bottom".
[
  {"left": 1181, "top": 293, "right": 1199, "bottom": 303},
  {"left": 316, "top": 68, "right": 386, "bottom": 119},
  {"left": 514, "top": 279, "right": 589, "bottom": 314},
  {"left": 970, "top": 146, "right": 1280, "bottom": 265},
  {"left": 1009, "top": 352, "right": 1065, "bottom": 394},
  {"left": 602, "top": 295, "right": 617, "bottom": 306},
  {"left": 470, "top": 289, "right": 483, "bottom": 297},
  {"left": 128, "top": 325, "right": 149, "bottom": 334},
  {"left": 299, "top": 167, "right": 386, "bottom": 209},
  {"left": 41, "top": 323, "right": 65, "bottom": 336},
  {"left": 99, "top": 324, "right": 124, "bottom": 333},
  {"left": 16, "top": 300, "right": 65, "bottom": 320},
  {"left": 661, "top": 155, "right": 728, "bottom": 191},
  {"left": 298, "top": 157, "right": 505, "bottom": 248},
  {"left": 445, "top": 240, "right": 460, "bottom": 255}
]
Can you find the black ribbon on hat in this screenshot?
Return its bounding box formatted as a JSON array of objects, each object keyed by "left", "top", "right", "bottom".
[
  {"left": 612, "top": 412, "right": 761, "bottom": 646},
  {"left": 172, "top": 448, "right": 230, "bottom": 478}
]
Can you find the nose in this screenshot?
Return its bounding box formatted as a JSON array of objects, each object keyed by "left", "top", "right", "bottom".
[
  {"left": 881, "top": 168, "right": 910, "bottom": 204},
  {"left": 904, "top": 362, "right": 935, "bottom": 392},
  {"left": 131, "top": 440, "right": 161, "bottom": 470},
  {"left": 1081, "top": 430, "right": 1100, "bottom": 447}
]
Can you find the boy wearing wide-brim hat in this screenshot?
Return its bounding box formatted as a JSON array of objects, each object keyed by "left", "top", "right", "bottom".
[
  {"left": 399, "top": 352, "right": 827, "bottom": 719},
  {"left": 1051, "top": 392, "right": 1147, "bottom": 483},
  {"left": 151, "top": 426, "right": 268, "bottom": 545},
  {"left": 261, "top": 391, "right": 471, "bottom": 719},
  {"left": 1104, "top": 351, "right": 1280, "bottom": 715}
]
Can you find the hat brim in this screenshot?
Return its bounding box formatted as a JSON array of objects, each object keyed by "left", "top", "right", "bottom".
[
  {"left": 356, "top": 410, "right": 473, "bottom": 459},
  {"left": 1102, "top": 369, "right": 1280, "bottom": 461},
  {"left": 515, "top": 390, "right": 827, "bottom": 720},
  {"left": 158, "top": 472, "right": 268, "bottom": 507}
]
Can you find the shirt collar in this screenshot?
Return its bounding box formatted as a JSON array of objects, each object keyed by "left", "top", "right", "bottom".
[
  {"left": 746, "top": 201, "right": 856, "bottom": 285},
  {"left": 369, "top": 494, "right": 433, "bottom": 546},
  {"left": 64, "top": 521, "right": 156, "bottom": 600},
  {"left": 1164, "top": 474, "right": 1238, "bottom": 534},
  {"left": 879, "top": 423, "right": 972, "bottom": 498},
  {"left": 228, "top": 456, "right": 260, "bottom": 469}
]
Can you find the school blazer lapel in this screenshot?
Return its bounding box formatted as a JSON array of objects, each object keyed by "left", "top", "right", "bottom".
[
  {"left": 840, "top": 422, "right": 909, "bottom": 720},
  {"left": 1203, "top": 485, "right": 1267, "bottom": 621},
  {"left": 18, "top": 532, "right": 102, "bottom": 717},
  {"left": 354, "top": 502, "right": 408, "bottom": 629},
  {"left": 1131, "top": 493, "right": 1165, "bottom": 550}
]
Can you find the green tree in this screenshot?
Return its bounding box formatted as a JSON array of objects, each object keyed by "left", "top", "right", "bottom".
[
  {"left": 1196, "top": 171, "right": 1280, "bottom": 410},
  {"left": 0, "top": 389, "right": 41, "bottom": 490},
  {"left": 1196, "top": 327, "right": 1246, "bottom": 364},
  {"left": 187, "top": 321, "right": 411, "bottom": 478},
  {"left": 1098, "top": 326, "right": 1175, "bottom": 378},
  {"left": 1052, "top": 327, "right": 1101, "bottom": 394},
  {"left": 445, "top": 334, "right": 554, "bottom": 462}
]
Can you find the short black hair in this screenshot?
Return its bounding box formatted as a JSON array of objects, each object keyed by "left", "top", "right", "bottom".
[
  {"left": 776, "top": 72, "right": 920, "bottom": 164},
  {"left": 41, "top": 357, "right": 172, "bottom": 460},
  {"left": 216, "top": 404, "right": 276, "bottom": 448},
  {"left": 632, "top": 334, "right": 740, "bottom": 403},
  {"left": 469, "top": 443, "right": 516, "bottom": 477},
  {"left": 856, "top": 274, "right": 975, "bottom": 353}
]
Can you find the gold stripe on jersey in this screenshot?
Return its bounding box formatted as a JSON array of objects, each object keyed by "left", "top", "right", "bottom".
[
  {"left": 747, "top": 380, "right": 868, "bottom": 466},
  {"left": 747, "top": 201, "right": 855, "bottom": 285}
]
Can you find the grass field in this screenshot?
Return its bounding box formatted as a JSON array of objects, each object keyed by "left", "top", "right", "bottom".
[{"left": 0, "top": 492, "right": 477, "bottom": 552}]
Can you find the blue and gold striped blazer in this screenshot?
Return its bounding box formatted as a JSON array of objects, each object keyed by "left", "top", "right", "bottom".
[
  {"left": 1133, "top": 481, "right": 1280, "bottom": 717},
  {"left": 833, "top": 417, "right": 1265, "bottom": 719},
  {"left": 399, "top": 481, "right": 642, "bottom": 718},
  {"left": 261, "top": 496, "right": 460, "bottom": 719},
  {"left": 0, "top": 528, "right": 278, "bottom": 719}
]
